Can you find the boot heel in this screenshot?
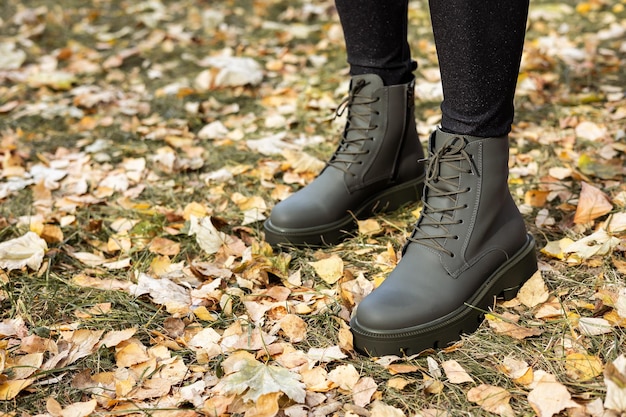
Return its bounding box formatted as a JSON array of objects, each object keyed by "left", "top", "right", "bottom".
[{"left": 495, "top": 234, "right": 538, "bottom": 301}]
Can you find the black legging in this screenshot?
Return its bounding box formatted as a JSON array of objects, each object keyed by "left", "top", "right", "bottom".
[{"left": 334, "top": 0, "right": 529, "bottom": 138}]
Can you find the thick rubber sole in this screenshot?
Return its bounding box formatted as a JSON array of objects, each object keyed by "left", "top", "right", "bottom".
[
  {"left": 263, "top": 174, "right": 425, "bottom": 247},
  {"left": 350, "top": 234, "right": 538, "bottom": 356}
]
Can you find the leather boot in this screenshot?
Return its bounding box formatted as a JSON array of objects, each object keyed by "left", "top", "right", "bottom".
[
  {"left": 350, "top": 128, "right": 538, "bottom": 356},
  {"left": 264, "top": 74, "right": 425, "bottom": 246}
]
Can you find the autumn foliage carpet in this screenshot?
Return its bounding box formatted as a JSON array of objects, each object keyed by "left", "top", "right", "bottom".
[{"left": 1, "top": 0, "right": 626, "bottom": 416}]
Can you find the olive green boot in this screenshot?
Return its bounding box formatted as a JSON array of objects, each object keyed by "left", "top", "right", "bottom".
[
  {"left": 264, "top": 74, "right": 425, "bottom": 246},
  {"left": 350, "top": 128, "right": 538, "bottom": 356}
]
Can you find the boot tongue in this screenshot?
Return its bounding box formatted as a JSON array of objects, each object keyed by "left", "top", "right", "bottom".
[{"left": 413, "top": 130, "right": 475, "bottom": 249}]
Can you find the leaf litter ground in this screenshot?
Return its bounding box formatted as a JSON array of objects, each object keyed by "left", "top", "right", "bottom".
[{"left": 1, "top": 0, "right": 626, "bottom": 416}]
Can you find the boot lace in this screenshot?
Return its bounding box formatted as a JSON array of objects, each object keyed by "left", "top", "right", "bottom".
[
  {"left": 407, "top": 137, "right": 478, "bottom": 257},
  {"left": 327, "top": 79, "right": 380, "bottom": 175}
]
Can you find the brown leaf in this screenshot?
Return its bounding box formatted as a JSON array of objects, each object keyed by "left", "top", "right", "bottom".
[
  {"left": 308, "top": 255, "right": 344, "bottom": 285},
  {"left": 148, "top": 237, "right": 181, "bottom": 256},
  {"left": 486, "top": 312, "right": 543, "bottom": 339},
  {"left": 279, "top": 314, "right": 307, "bottom": 343},
  {"left": 467, "top": 384, "right": 515, "bottom": 417},
  {"left": 574, "top": 182, "right": 612, "bottom": 224}
]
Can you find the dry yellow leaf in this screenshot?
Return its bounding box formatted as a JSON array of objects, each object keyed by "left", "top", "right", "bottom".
[
  {"left": 72, "top": 273, "right": 133, "bottom": 291},
  {"left": 565, "top": 353, "right": 603, "bottom": 381},
  {"left": 327, "top": 364, "right": 360, "bottom": 391},
  {"left": 0, "top": 378, "right": 34, "bottom": 400},
  {"left": 183, "top": 202, "right": 208, "bottom": 220},
  {"left": 115, "top": 339, "right": 150, "bottom": 367},
  {"left": 202, "top": 395, "right": 235, "bottom": 417},
  {"left": 387, "top": 377, "right": 412, "bottom": 390},
  {"left": 358, "top": 218, "right": 383, "bottom": 236},
  {"left": 330, "top": 323, "right": 351, "bottom": 355},
  {"left": 524, "top": 189, "right": 550, "bottom": 207},
  {"left": 467, "top": 384, "right": 514, "bottom": 417},
  {"left": 301, "top": 366, "right": 335, "bottom": 392},
  {"left": 540, "top": 238, "right": 576, "bottom": 261},
  {"left": 535, "top": 297, "right": 565, "bottom": 320},
  {"left": 308, "top": 255, "right": 344, "bottom": 285},
  {"left": 193, "top": 306, "right": 218, "bottom": 322},
  {"left": 517, "top": 271, "right": 550, "bottom": 308}
]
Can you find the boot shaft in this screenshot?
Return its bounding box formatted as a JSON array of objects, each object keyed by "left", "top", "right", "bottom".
[
  {"left": 411, "top": 128, "right": 527, "bottom": 277},
  {"left": 328, "top": 74, "right": 424, "bottom": 192}
]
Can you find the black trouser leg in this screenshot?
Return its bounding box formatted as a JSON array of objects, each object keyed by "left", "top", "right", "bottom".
[
  {"left": 334, "top": 0, "right": 414, "bottom": 86},
  {"left": 430, "top": 0, "right": 529, "bottom": 137}
]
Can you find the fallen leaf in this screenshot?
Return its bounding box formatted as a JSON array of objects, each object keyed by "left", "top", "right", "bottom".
[
  {"left": 279, "top": 314, "right": 307, "bottom": 343},
  {"left": 441, "top": 360, "right": 474, "bottom": 383},
  {"left": 130, "top": 273, "right": 191, "bottom": 317},
  {"left": 517, "top": 271, "right": 550, "bottom": 308},
  {"left": 47, "top": 398, "right": 97, "bottom": 417},
  {"left": 5, "top": 353, "right": 43, "bottom": 379},
  {"left": 573, "top": 182, "right": 612, "bottom": 224},
  {"left": 358, "top": 219, "right": 383, "bottom": 236},
  {"left": 115, "top": 339, "right": 151, "bottom": 367},
  {"left": 486, "top": 312, "right": 543, "bottom": 339},
  {"left": 244, "top": 392, "right": 282, "bottom": 417},
  {"left": 370, "top": 400, "right": 405, "bottom": 417},
  {"left": 541, "top": 238, "right": 576, "bottom": 261},
  {"left": 563, "top": 229, "right": 621, "bottom": 260},
  {"left": 308, "top": 255, "right": 344, "bottom": 285},
  {"left": 0, "top": 231, "right": 48, "bottom": 271},
  {"left": 525, "top": 189, "right": 550, "bottom": 207},
  {"left": 497, "top": 356, "right": 534, "bottom": 385},
  {"left": 213, "top": 352, "right": 306, "bottom": 403},
  {"left": 565, "top": 353, "right": 603, "bottom": 381},
  {"left": 327, "top": 364, "right": 360, "bottom": 391},
  {"left": 99, "top": 328, "right": 137, "bottom": 348},
  {"left": 188, "top": 215, "right": 229, "bottom": 254},
  {"left": 0, "top": 379, "right": 34, "bottom": 400},
  {"left": 527, "top": 370, "right": 579, "bottom": 417},
  {"left": 307, "top": 345, "right": 347, "bottom": 364},
  {"left": 577, "top": 317, "right": 612, "bottom": 336},
  {"left": 575, "top": 121, "right": 606, "bottom": 141},
  {"left": 604, "top": 354, "right": 626, "bottom": 412},
  {"left": 467, "top": 384, "right": 514, "bottom": 417},
  {"left": 148, "top": 237, "right": 181, "bottom": 256},
  {"left": 387, "top": 377, "right": 412, "bottom": 390},
  {"left": 352, "top": 376, "right": 377, "bottom": 407}
]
